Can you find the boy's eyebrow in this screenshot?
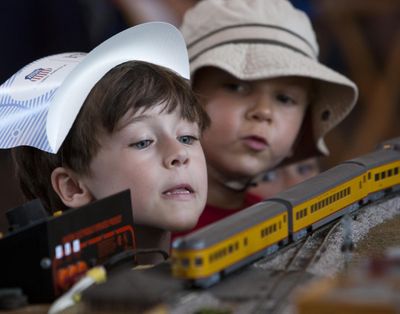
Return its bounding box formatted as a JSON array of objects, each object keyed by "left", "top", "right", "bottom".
[{"left": 116, "top": 114, "right": 151, "bottom": 131}]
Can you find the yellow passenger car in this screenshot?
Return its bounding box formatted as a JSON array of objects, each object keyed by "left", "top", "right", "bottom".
[
  {"left": 272, "top": 163, "right": 367, "bottom": 241},
  {"left": 348, "top": 149, "right": 400, "bottom": 200},
  {"left": 171, "top": 201, "right": 289, "bottom": 287}
]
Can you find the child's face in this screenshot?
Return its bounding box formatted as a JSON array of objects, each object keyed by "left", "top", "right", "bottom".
[
  {"left": 250, "top": 157, "right": 320, "bottom": 198},
  {"left": 80, "top": 104, "right": 208, "bottom": 232},
  {"left": 194, "top": 68, "right": 310, "bottom": 181}
]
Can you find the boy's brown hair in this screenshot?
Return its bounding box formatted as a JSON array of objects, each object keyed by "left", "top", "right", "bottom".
[{"left": 12, "top": 61, "right": 210, "bottom": 213}]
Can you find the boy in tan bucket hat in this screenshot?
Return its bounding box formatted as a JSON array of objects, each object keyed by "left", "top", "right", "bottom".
[{"left": 173, "top": 0, "right": 358, "bottom": 238}]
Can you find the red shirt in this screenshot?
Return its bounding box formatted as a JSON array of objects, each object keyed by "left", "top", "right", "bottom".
[{"left": 171, "top": 193, "right": 262, "bottom": 241}]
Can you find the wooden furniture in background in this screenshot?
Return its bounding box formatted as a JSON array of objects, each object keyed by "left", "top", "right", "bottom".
[{"left": 313, "top": 0, "right": 400, "bottom": 168}]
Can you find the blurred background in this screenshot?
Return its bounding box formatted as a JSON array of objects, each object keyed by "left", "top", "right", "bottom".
[{"left": 0, "top": 0, "right": 399, "bottom": 232}]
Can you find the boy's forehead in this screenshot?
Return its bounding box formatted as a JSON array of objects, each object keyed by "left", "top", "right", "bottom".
[
  {"left": 196, "top": 67, "right": 312, "bottom": 87},
  {"left": 114, "top": 103, "right": 175, "bottom": 129}
]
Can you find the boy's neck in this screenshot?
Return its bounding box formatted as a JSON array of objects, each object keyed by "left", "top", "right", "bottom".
[
  {"left": 133, "top": 225, "right": 170, "bottom": 265},
  {"left": 207, "top": 173, "right": 249, "bottom": 209}
]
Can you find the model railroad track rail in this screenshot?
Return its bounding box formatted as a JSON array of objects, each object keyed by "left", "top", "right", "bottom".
[
  {"left": 251, "top": 220, "right": 341, "bottom": 314},
  {"left": 285, "top": 220, "right": 341, "bottom": 272}
]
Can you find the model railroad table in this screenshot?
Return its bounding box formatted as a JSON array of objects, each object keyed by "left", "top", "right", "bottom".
[{"left": 79, "top": 195, "right": 400, "bottom": 314}]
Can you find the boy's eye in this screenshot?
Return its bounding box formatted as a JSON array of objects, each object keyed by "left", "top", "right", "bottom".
[
  {"left": 130, "top": 139, "right": 153, "bottom": 149},
  {"left": 223, "top": 82, "right": 249, "bottom": 94},
  {"left": 276, "top": 93, "right": 296, "bottom": 105},
  {"left": 296, "top": 162, "right": 318, "bottom": 175},
  {"left": 178, "top": 135, "right": 198, "bottom": 145}
]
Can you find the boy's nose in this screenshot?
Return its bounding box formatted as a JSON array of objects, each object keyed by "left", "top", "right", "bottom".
[
  {"left": 164, "top": 142, "right": 189, "bottom": 168},
  {"left": 246, "top": 96, "right": 273, "bottom": 122}
]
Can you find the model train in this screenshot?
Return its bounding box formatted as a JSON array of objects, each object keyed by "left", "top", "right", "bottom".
[{"left": 171, "top": 137, "right": 400, "bottom": 287}]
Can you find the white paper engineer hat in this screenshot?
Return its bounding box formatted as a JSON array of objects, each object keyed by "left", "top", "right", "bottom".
[{"left": 0, "top": 22, "right": 189, "bottom": 153}]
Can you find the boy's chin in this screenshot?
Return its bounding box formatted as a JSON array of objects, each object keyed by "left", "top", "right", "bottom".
[{"left": 166, "top": 217, "right": 199, "bottom": 233}]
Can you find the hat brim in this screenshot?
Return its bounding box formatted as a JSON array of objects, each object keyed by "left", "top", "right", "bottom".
[
  {"left": 46, "top": 22, "right": 190, "bottom": 153},
  {"left": 190, "top": 44, "right": 358, "bottom": 158},
  {"left": 0, "top": 22, "right": 189, "bottom": 154}
]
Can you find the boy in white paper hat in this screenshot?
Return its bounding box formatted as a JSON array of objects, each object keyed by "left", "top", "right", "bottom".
[
  {"left": 0, "top": 23, "right": 210, "bottom": 263},
  {"left": 173, "top": 0, "right": 358, "bottom": 237}
]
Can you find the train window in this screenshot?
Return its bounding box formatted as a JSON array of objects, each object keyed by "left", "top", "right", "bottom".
[
  {"left": 181, "top": 258, "right": 190, "bottom": 268},
  {"left": 388, "top": 169, "right": 392, "bottom": 177},
  {"left": 195, "top": 257, "right": 203, "bottom": 266},
  {"left": 347, "top": 187, "right": 351, "bottom": 194},
  {"left": 228, "top": 245, "right": 233, "bottom": 253},
  {"left": 363, "top": 175, "right": 366, "bottom": 183},
  {"left": 382, "top": 172, "right": 386, "bottom": 179},
  {"left": 375, "top": 173, "right": 379, "bottom": 181},
  {"left": 244, "top": 238, "right": 248, "bottom": 246},
  {"left": 283, "top": 215, "right": 287, "bottom": 223},
  {"left": 235, "top": 242, "right": 239, "bottom": 250},
  {"left": 273, "top": 223, "right": 277, "bottom": 231},
  {"left": 395, "top": 168, "right": 399, "bottom": 175}
]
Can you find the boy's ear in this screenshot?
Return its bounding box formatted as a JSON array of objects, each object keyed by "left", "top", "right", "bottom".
[{"left": 51, "top": 167, "right": 94, "bottom": 208}]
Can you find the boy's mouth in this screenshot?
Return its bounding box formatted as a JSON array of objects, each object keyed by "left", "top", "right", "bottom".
[
  {"left": 162, "top": 184, "right": 194, "bottom": 196},
  {"left": 242, "top": 135, "right": 268, "bottom": 151}
]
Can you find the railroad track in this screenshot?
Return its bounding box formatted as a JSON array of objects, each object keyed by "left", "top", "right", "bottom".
[
  {"left": 285, "top": 220, "right": 342, "bottom": 272},
  {"left": 253, "top": 220, "right": 342, "bottom": 314}
]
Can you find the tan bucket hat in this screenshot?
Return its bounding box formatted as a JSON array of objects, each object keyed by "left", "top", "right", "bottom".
[{"left": 181, "top": 0, "right": 358, "bottom": 162}]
